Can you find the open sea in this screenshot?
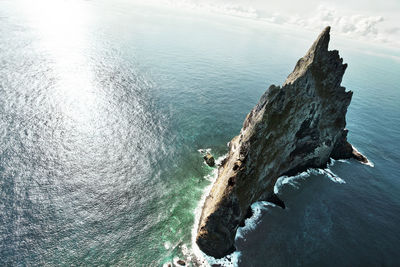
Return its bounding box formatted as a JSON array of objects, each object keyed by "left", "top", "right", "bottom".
[{"left": 1, "top": 0, "right": 399, "bottom": 266}]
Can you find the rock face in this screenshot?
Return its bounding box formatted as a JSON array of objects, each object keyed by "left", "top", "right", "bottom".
[
  {"left": 196, "top": 27, "right": 367, "bottom": 258},
  {"left": 204, "top": 152, "right": 216, "bottom": 167}
]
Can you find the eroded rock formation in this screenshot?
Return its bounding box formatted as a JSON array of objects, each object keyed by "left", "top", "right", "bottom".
[
  {"left": 204, "top": 152, "right": 216, "bottom": 167},
  {"left": 196, "top": 26, "right": 367, "bottom": 258}
]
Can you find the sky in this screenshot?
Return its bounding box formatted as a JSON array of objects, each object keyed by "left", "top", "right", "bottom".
[{"left": 141, "top": 0, "right": 400, "bottom": 48}]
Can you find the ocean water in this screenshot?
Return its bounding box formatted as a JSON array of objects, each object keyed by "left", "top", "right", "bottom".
[{"left": 1, "top": 1, "right": 399, "bottom": 266}]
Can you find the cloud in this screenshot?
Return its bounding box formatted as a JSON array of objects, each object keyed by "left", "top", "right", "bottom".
[
  {"left": 162, "top": 0, "right": 259, "bottom": 19},
  {"left": 286, "top": 5, "right": 387, "bottom": 43},
  {"left": 152, "top": 0, "right": 400, "bottom": 48}
]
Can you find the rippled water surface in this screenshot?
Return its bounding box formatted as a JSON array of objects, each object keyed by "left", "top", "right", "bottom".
[{"left": 1, "top": 0, "right": 399, "bottom": 266}]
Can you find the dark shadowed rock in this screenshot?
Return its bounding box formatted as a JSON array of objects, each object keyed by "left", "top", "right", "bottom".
[
  {"left": 195, "top": 26, "right": 368, "bottom": 258},
  {"left": 203, "top": 152, "right": 215, "bottom": 167},
  {"left": 176, "top": 259, "right": 186, "bottom": 266},
  {"left": 238, "top": 206, "right": 254, "bottom": 227},
  {"left": 265, "top": 193, "right": 285, "bottom": 209}
]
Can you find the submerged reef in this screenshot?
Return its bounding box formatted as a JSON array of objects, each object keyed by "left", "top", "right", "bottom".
[{"left": 196, "top": 26, "right": 368, "bottom": 258}]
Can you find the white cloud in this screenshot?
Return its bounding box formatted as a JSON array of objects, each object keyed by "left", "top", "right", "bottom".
[
  {"left": 146, "top": 0, "right": 400, "bottom": 48},
  {"left": 285, "top": 5, "right": 389, "bottom": 44}
]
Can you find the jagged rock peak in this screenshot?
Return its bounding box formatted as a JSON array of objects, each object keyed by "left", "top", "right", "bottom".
[
  {"left": 195, "top": 26, "right": 367, "bottom": 259},
  {"left": 284, "top": 26, "right": 338, "bottom": 86},
  {"left": 308, "top": 26, "right": 331, "bottom": 57}
]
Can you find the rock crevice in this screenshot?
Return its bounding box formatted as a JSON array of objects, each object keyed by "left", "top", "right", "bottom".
[{"left": 196, "top": 26, "right": 367, "bottom": 258}]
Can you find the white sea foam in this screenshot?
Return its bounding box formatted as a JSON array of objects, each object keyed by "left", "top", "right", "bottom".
[
  {"left": 273, "top": 159, "right": 350, "bottom": 194},
  {"left": 235, "top": 201, "right": 276, "bottom": 240},
  {"left": 274, "top": 171, "right": 310, "bottom": 194},
  {"left": 318, "top": 168, "right": 346, "bottom": 184},
  {"left": 164, "top": 241, "right": 171, "bottom": 250},
  {"left": 364, "top": 160, "right": 374, "bottom": 167}
]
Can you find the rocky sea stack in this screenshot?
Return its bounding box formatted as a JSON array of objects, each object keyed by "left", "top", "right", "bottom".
[{"left": 196, "top": 26, "right": 368, "bottom": 258}]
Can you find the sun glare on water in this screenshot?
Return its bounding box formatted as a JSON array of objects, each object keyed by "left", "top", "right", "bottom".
[{"left": 17, "top": 0, "right": 101, "bottom": 130}]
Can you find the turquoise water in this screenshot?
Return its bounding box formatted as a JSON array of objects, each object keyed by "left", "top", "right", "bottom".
[{"left": 0, "top": 1, "right": 399, "bottom": 266}]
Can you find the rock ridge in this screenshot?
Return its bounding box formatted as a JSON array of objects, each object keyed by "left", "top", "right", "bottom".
[{"left": 195, "top": 26, "right": 368, "bottom": 258}]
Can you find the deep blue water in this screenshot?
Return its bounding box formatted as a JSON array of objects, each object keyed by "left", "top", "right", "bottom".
[{"left": 0, "top": 1, "right": 399, "bottom": 266}]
